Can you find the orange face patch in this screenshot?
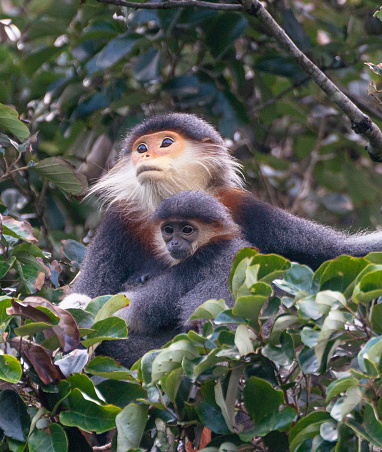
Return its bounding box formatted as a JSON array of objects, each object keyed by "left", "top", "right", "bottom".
[{"left": 131, "top": 131, "right": 187, "bottom": 167}]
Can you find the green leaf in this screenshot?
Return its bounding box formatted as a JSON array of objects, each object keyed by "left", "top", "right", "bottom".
[
  {"left": 283, "top": 263, "right": 314, "bottom": 294},
  {"left": 151, "top": 340, "right": 200, "bottom": 382},
  {"left": 0, "top": 104, "right": 29, "bottom": 140},
  {"left": 315, "top": 256, "right": 368, "bottom": 297},
  {"left": 0, "top": 390, "right": 30, "bottom": 441},
  {"left": 0, "top": 256, "right": 16, "bottom": 279},
  {"left": 66, "top": 373, "right": 103, "bottom": 402},
  {"left": 115, "top": 403, "right": 149, "bottom": 452},
  {"left": 205, "top": 13, "right": 247, "bottom": 58},
  {"left": 14, "top": 321, "right": 54, "bottom": 336},
  {"left": 31, "top": 157, "right": 87, "bottom": 195},
  {"left": 59, "top": 388, "right": 121, "bottom": 433},
  {"left": 0, "top": 355, "right": 22, "bottom": 383},
  {"left": 358, "top": 336, "right": 382, "bottom": 373},
  {"left": 60, "top": 239, "right": 86, "bottom": 268},
  {"left": 86, "top": 35, "right": 136, "bottom": 75},
  {"left": 371, "top": 304, "right": 382, "bottom": 334},
  {"left": 234, "top": 324, "right": 254, "bottom": 356},
  {"left": 330, "top": 386, "right": 362, "bottom": 421},
  {"left": 289, "top": 411, "right": 331, "bottom": 452},
  {"left": 326, "top": 377, "right": 359, "bottom": 402},
  {"left": 163, "top": 367, "right": 185, "bottom": 403},
  {"left": 251, "top": 254, "right": 290, "bottom": 283},
  {"left": 188, "top": 299, "right": 228, "bottom": 321},
  {"left": 320, "top": 421, "right": 338, "bottom": 442},
  {"left": 232, "top": 283, "right": 272, "bottom": 328},
  {"left": 97, "top": 380, "right": 146, "bottom": 409},
  {"left": 374, "top": 7, "right": 382, "bottom": 22},
  {"left": 346, "top": 403, "right": 382, "bottom": 448},
  {"left": 133, "top": 48, "right": 161, "bottom": 83},
  {"left": 240, "top": 406, "right": 297, "bottom": 439},
  {"left": 353, "top": 268, "right": 382, "bottom": 304},
  {"left": 24, "top": 46, "right": 66, "bottom": 75},
  {"left": 229, "top": 249, "right": 258, "bottom": 294},
  {"left": 300, "top": 327, "right": 319, "bottom": 347},
  {"left": 195, "top": 380, "right": 230, "bottom": 435},
  {"left": 94, "top": 293, "right": 130, "bottom": 322},
  {"left": 0, "top": 296, "right": 12, "bottom": 323},
  {"left": 28, "top": 423, "right": 68, "bottom": 452},
  {"left": 297, "top": 347, "right": 319, "bottom": 374},
  {"left": 81, "top": 317, "right": 128, "bottom": 347},
  {"left": 85, "top": 295, "right": 112, "bottom": 316},
  {"left": 86, "top": 356, "right": 133, "bottom": 380},
  {"left": 243, "top": 377, "right": 283, "bottom": 424}
]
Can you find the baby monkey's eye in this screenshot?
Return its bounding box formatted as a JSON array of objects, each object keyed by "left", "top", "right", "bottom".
[
  {"left": 137, "top": 143, "right": 148, "bottom": 153},
  {"left": 182, "top": 225, "right": 193, "bottom": 234},
  {"left": 163, "top": 225, "right": 174, "bottom": 234},
  {"left": 160, "top": 137, "right": 174, "bottom": 148}
]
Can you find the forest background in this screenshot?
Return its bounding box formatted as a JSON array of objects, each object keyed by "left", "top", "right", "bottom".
[{"left": 1, "top": 0, "right": 382, "bottom": 451}]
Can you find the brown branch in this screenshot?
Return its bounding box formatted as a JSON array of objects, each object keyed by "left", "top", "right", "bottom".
[
  {"left": 240, "top": 0, "right": 382, "bottom": 161},
  {"left": 96, "top": 0, "right": 243, "bottom": 11}
]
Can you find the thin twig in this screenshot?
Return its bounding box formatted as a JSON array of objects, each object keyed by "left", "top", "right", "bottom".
[
  {"left": 93, "top": 443, "right": 112, "bottom": 451},
  {"left": 0, "top": 165, "right": 29, "bottom": 182}
]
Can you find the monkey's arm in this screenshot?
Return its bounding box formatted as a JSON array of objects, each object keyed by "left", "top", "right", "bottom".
[{"left": 236, "top": 196, "right": 382, "bottom": 269}]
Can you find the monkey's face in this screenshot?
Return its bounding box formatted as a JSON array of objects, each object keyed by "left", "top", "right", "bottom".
[
  {"left": 161, "top": 220, "right": 199, "bottom": 261},
  {"left": 131, "top": 131, "right": 186, "bottom": 182}
]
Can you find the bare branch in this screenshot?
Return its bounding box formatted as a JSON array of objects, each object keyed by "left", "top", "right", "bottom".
[
  {"left": 96, "top": 0, "right": 243, "bottom": 11},
  {"left": 240, "top": 0, "right": 382, "bottom": 161}
]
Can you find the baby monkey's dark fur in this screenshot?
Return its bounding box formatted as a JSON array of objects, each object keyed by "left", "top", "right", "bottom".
[{"left": 99, "top": 191, "right": 250, "bottom": 368}]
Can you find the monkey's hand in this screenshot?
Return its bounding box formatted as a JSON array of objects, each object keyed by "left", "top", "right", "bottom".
[{"left": 59, "top": 293, "right": 92, "bottom": 310}]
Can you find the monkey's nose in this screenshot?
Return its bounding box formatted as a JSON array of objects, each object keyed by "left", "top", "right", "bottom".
[{"left": 171, "top": 240, "right": 179, "bottom": 246}]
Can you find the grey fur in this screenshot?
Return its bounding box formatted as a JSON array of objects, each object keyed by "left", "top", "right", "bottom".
[{"left": 98, "top": 192, "right": 251, "bottom": 368}]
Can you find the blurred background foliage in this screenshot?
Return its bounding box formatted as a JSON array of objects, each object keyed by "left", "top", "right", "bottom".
[{"left": 1, "top": 0, "right": 382, "bottom": 289}]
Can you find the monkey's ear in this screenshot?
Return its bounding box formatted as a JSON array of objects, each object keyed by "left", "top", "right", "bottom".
[{"left": 201, "top": 137, "right": 214, "bottom": 143}]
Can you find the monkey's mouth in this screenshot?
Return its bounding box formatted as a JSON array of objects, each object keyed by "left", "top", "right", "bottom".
[{"left": 136, "top": 166, "right": 163, "bottom": 177}]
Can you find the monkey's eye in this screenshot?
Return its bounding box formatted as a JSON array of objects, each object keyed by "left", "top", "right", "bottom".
[
  {"left": 160, "top": 137, "right": 174, "bottom": 148},
  {"left": 182, "top": 225, "right": 193, "bottom": 234},
  {"left": 163, "top": 225, "right": 174, "bottom": 234},
  {"left": 137, "top": 143, "right": 148, "bottom": 153}
]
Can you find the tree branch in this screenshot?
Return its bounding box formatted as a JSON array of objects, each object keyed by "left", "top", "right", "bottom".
[
  {"left": 95, "top": 0, "right": 382, "bottom": 161},
  {"left": 96, "top": 0, "right": 243, "bottom": 11},
  {"left": 240, "top": 0, "right": 382, "bottom": 161}
]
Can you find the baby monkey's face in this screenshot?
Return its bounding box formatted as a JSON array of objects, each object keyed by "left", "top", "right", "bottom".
[{"left": 160, "top": 220, "right": 199, "bottom": 261}]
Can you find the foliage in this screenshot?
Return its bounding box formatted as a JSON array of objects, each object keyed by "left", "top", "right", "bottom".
[
  {"left": 2, "top": 209, "right": 382, "bottom": 450},
  {"left": 2, "top": 1, "right": 382, "bottom": 451}
]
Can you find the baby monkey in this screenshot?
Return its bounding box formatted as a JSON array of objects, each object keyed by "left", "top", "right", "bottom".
[{"left": 100, "top": 190, "right": 251, "bottom": 368}]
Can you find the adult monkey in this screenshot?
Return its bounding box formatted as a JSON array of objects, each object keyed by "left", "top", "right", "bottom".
[{"left": 62, "top": 113, "right": 382, "bottom": 309}]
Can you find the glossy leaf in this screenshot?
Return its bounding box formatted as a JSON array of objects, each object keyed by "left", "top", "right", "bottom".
[
  {"left": 0, "top": 390, "right": 30, "bottom": 442},
  {"left": 81, "top": 317, "right": 128, "bottom": 347},
  {"left": 28, "top": 423, "right": 68, "bottom": 452},
  {"left": 59, "top": 388, "right": 121, "bottom": 433},
  {"left": 243, "top": 377, "right": 283, "bottom": 424},
  {"left": 86, "top": 356, "right": 133, "bottom": 380},
  {"left": 0, "top": 355, "right": 22, "bottom": 383},
  {"left": 116, "top": 403, "right": 149, "bottom": 452},
  {"left": 0, "top": 104, "right": 29, "bottom": 140},
  {"left": 31, "top": 157, "right": 87, "bottom": 195}
]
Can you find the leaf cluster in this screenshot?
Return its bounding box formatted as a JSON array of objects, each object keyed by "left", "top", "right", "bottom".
[{"left": 1, "top": 223, "right": 382, "bottom": 451}]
